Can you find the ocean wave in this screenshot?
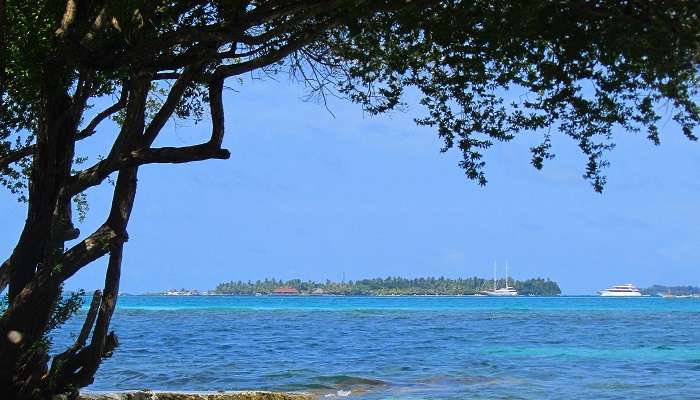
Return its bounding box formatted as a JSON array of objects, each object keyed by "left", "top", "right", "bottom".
[{"left": 314, "top": 375, "right": 386, "bottom": 388}]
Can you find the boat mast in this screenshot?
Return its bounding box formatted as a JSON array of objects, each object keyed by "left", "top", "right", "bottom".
[
  {"left": 493, "top": 262, "right": 497, "bottom": 291},
  {"left": 505, "top": 261, "right": 509, "bottom": 288}
]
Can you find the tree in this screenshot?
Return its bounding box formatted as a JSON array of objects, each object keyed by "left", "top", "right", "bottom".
[{"left": 1, "top": 0, "right": 698, "bottom": 398}]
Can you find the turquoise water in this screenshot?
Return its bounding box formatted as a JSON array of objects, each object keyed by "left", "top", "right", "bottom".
[{"left": 52, "top": 296, "right": 700, "bottom": 399}]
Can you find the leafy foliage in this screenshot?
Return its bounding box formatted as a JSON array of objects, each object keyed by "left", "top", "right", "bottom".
[
  {"left": 2, "top": 1, "right": 699, "bottom": 199},
  {"left": 331, "top": 1, "right": 700, "bottom": 191},
  {"left": 0, "top": 293, "right": 7, "bottom": 314},
  {"left": 72, "top": 193, "right": 89, "bottom": 223},
  {"left": 47, "top": 288, "right": 85, "bottom": 335},
  {"left": 9, "top": 287, "right": 85, "bottom": 391}
]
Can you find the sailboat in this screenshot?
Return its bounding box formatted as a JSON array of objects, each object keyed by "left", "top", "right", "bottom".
[{"left": 481, "top": 262, "right": 519, "bottom": 296}]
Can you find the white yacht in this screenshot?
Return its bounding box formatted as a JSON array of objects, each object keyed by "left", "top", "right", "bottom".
[
  {"left": 598, "top": 283, "right": 642, "bottom": 297},
  {"left": 481, "top": 262, "right": 519, "bottom": 296}
]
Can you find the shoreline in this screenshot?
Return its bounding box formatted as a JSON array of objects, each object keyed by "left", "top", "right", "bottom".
[
  {"left": 121, "top": 293, "right": 693, "bottom": 298},
  {"left": 79, "top": 391, "right": 311, "bottom": 400}
]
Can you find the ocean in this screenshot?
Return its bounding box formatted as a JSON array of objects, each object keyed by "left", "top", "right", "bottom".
[{"left": 51, "top": 296, "right": 700, "bottom": 399}]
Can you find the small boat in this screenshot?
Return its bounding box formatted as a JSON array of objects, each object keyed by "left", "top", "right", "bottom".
[
  {"left": 598, "top": 283, "right": 642, "bottom": 297},
  {"left": 481, "top": 262, "right": 519, "bottom": 296}
]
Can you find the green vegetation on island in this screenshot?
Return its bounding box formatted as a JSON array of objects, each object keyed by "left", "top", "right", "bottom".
[
  {"left": 214, "top": 277, "right": 561, "bottom": 296},
  {"left": 641, "top": 285, "right": 700, "bottom": 296}
]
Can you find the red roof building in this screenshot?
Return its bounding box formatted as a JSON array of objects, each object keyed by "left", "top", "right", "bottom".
[{"left": 272, "top": 287, "right": 300, "bottom": 295}]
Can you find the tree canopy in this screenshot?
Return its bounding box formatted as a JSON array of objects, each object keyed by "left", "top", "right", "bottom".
[
  {"left": 0, "top": 1, "right": 698, "bottom": 399},
  {"left": 2, "top": 1, "right": 699, "bottom": 194}
]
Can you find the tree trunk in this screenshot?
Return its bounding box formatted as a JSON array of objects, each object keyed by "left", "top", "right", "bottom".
[
  {"left": 0, "top": 74, "right": 145, "bottom": 398},
  {"left": 0, "top": 63, "right": 79, "bottom": 398}
]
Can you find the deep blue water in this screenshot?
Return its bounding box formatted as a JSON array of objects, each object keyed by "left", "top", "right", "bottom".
[{"left": 52, "top": 296, "right": 700, "bottom": 399}]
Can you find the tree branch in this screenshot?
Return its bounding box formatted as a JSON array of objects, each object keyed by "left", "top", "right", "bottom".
[
  {"left": 243, "top": 0, "right": 342, "bottom": 27},
  {"left": 71, "top": 242, "right": 122, "bottom": 386},
  {"left": 153, "top": 72, "right": 181, "bottom": 80},
  {"left": 0, "top": 146, "right": 34, "bottom": 171},
  {"left": 72, "top": 290, "right": 102, "bottom": 350},
  {"left": 157, "top": 24, "right": 237, "bottom": 47},
  {"left": 57, "top": 166, "right": 136, "bottom": 389},
  {"left": 58, "top": 225, "right": 122, "bottom": 282},
  {"left": 209, "top": 76, "right": 225, "bottom": 148},
  {"left": 46, "top": 289, "right": 102, "bottom": 389},
  {"left": 56, "top": 161, "right": 142, "bottom": 283},
  {"left": 76, "top": 85, "right": 128, "bottom": 141},
  {"left": 69, "top": 68, "right": 230, "bottom": 198},
  {"left": 215, "top": 31, "right": 320, "bottom": 78},
  {"left": 143, "top": 65, "right": 203, "bottom": 146},
  {"left": 126, "top": 144, "right": 231, "bottom": 165},
  {"left": 67, "top": 144, "right": 229, "bottom": 197},
  {"left": 0, "top": 86, "right": 127, "bottom": 171}
]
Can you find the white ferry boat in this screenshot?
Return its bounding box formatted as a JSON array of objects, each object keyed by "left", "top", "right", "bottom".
[
  {"left": 481, "top": 262, "right": 519, "bottom": 296},
  {"left": 598, "top": 283, "right": 642, "bottom": 297}
]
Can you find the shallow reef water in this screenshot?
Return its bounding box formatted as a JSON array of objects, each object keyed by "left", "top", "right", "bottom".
[{"left": 52, "top": 296, "right": 700, "bottom": 399}]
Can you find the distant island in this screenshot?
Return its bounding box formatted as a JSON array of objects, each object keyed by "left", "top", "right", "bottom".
[
  {"left": 143, "top": 288, "right": 203, "bottom": 296},
  {"left": 141, "top": 282, "right": 700, "bottom": 297},
  {"left": 641, "top": 285, "right": 700, "bottom": 296},
  {"left": 212, "top": 276, "right": 562, "bottom": 296}
]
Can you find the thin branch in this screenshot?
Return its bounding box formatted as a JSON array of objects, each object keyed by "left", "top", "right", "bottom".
[
  {"left": 76, "top": 85, "right": 129, "bottom": 141},
  {"left": 142, "top": 43, "right": 220, "bottom": 72},
  {"left": 143, "top": 65, "right": 203, "bottom": 146},
  {"left": 215, "top": 32, "right": 319, "bottom": 78},
  {"left": 72, "top": 70, "right": 95, "bottom": 111},
  {"left": 240, "top": 2, "right": 344, "bottom": 46},
  {"left": 243, "top": 0, "right": 341, "bottom": 27},
  {"left": 157, "top": 25, "right": 237, "bottom": 47},
  {"left": 73, "top": 290, "right": 102, "bottom": 350},
  {"left": 153, "top": 72, "right": 181, "bottom": 80},
  {"left": 0, "top": 86, "right": 127, "bottom": 170}
]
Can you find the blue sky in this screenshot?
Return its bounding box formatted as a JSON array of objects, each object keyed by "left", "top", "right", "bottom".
[{"left": 1, "top": 77, "right": 698, "bottom": 294}]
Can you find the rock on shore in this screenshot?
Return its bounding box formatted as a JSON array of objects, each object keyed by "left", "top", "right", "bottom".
[{"left": 78, "top": 391, "right": 311, "bottom": 400}]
